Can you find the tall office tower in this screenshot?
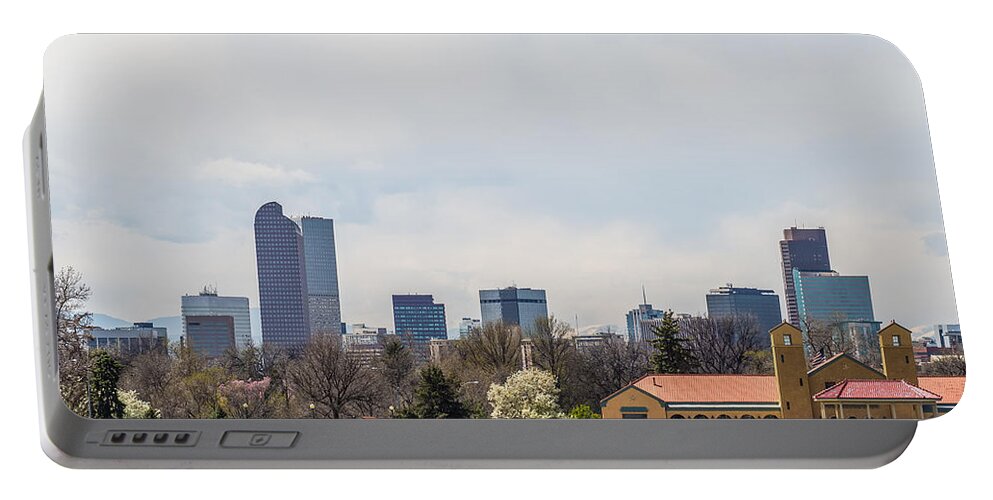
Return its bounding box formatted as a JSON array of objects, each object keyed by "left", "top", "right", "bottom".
[
  {"left": 254, "top": 202, "right": 310, "bottom": 351},
  {"left": 392, "top": 294, "right": 448, "bottom": 356},
  {"left": 458, "top": 317, "right": 481, "bottom": 338},
  {"left": 184, "top": 315, "right": 235, "bottom": 359},
  {"left": 926, "top": 324, "right": 962, "bottom": 349},
  {"left": 705, "top": 284, "right": 783, "bottom": 344},
  {"left": 479, "top": 287, "right": 549, "bottom": 336},
  {"left": 298, "top": 216, "right": 342, "bottom": 336},
  {"left": 181, "top": 288, "right": 252, "bottom": 349},
  {"left": 793, "top": 269, "right": 880, "bottom": 360},
  {"left": 780, "top": 226, "right": 832, "bottom": 326}
]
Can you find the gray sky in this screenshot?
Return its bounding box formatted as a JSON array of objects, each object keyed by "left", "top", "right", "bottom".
[{"left": 43, "top": 34, "right": 958, "bottom": 338}]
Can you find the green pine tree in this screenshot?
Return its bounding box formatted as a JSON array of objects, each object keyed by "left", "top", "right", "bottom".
[
  {"left": 397, "top": 365, "right": 470, "bottom": 419},
  {"left": 648, "top": 310, "right": 699, "bottom": 374},
  {"left": 89, "top": 350, "right": 124, "bottom": 419}
]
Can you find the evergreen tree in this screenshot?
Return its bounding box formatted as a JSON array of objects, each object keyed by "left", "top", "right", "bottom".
[
  {"left": 648, "top": 310, "right": 699, "bottom": 374},
  {"left": 89, "top": 350, "right": 124, "bottom": 419},
  {"left": 397, "top": 365, "right": 470, "bottom": 419}
]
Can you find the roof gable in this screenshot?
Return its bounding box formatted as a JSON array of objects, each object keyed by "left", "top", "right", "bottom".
[
  {"left": 807, "top": 352, "right": 883, "bottom": 378},
  {"left": 813, "top": 379, "right": 940, "bottom": 401},
  {"left": 633, "top": 374, "right": 778, "bottom": 403}
]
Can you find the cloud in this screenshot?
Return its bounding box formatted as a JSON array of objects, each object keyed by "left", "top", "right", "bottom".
[{"left": 198, "top": 158, "right": 315, "bottom": 186}]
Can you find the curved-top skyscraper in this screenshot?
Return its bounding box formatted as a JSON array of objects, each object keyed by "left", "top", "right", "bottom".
[{"left": 254, "top": 202, "right": 311, "bottom": 351}]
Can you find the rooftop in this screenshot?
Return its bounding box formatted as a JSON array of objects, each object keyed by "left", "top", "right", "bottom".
[{"left": 813, "top": 379, "right": 941, "bottom": 401}]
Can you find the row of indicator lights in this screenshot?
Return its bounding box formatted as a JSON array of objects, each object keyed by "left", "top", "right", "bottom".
[{"left": 109, "top": 432, "right": 192, "bottom": 444}]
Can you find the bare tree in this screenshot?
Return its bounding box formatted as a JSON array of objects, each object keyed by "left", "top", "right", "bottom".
[
  {"left": 921, "top": 345, "right": 967, "bottom": 376},
  {"left": 54, "top": 266, "right": 94, "bottom": 415},
  {"left": 803, "top": 313, "right": 881, "bottom": 368},
  {"left": 681, "top": 315, "right": 763, "bottom": 374},
  {"left": 377, "top": 336, "right": 417, "bottom": 409},
  {"left": 288, "top": 335, "right": 382, "bottom": 418},
  {"left": 529, "top": 315, "right": 576, "bottom": 385},
  {"left": 568, "top": 337, "right": 651, "bottom": 410},
  {"left": 454, "top": 320, "right": 522, "bottom": 380}
]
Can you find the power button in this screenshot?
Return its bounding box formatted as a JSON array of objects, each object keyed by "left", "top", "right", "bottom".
[{"left": 220, "top": 431, "right": 298, "bottom": 448}]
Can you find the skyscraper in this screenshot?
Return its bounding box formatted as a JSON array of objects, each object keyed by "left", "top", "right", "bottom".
[
  {"left": 458, "top": 317, "right": 481, "bottom": 338},
  {"left": 254, "top": 202, "right": 310, "bottom": 351},
  {"left": 392, "top": 294, "right": 448, "bottom": 356},
  {"left": 298, "top": 216, "right": 342, "bottom": 336},
  {"left": 705, "top": 284, "right": 783, "bottom": 343},
  {"left": 479, "top": 287, "right": 548, "bottom": 335},
  {"left": 181, "top": 288, "right": 252, "bottom": 349},
  {"left": 780, "top": 227, "right": 832, "bottom": 326},
  {"left": 793, "top": 269, "right": 881, "bottom": 359},
  {"left": 625, "top": 288, "right": 666, "bottom": 344}
]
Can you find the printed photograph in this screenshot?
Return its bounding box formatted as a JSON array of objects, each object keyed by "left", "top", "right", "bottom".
[{"left": 43, "top": 35, "right": 964, "bottom": 420}]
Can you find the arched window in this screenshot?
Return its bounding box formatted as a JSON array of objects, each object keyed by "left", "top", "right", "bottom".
[
  {"left": 670, "top": 414, "right": 684, "bottom": 419},
  {"left": 763, "top": 415, "right": 778, "bottom": 419},
  {"left": 848, "top": 416, "right": 857, "bottom": 419},
  {"left": 694, "top": 414, "right": 708, "bottom": 419},
  {"left": 740, "top": 415, "right": 755, "bottom": 419},
  {"left": 717, "top": 414, "right": 731, "bottom": 419}
]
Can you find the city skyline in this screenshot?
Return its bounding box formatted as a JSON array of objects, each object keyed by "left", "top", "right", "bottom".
[{"left": 45, "top": 35, "right": 958, "bottom": 335}]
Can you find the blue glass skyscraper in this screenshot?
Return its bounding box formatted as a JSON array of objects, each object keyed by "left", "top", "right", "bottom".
[
  {"left": 392, "top": 294, "right": 447, "bottom": 357},
  {"left": 299, "top": 216, "right": 342, "bottom": 336},
  {"left": 479, "top": 287, "right": 548, "bottom": 336},
  {"left": 254, "top": 202, "right": 310, "bottom": 351}
]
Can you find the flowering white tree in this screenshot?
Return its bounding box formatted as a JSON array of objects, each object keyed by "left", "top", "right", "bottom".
[
  {"left": 487, "top": 369, "right": 564, "bottom": 419},
  {"left": 118, "top": 389, "right": 160, "bottom": 419}
]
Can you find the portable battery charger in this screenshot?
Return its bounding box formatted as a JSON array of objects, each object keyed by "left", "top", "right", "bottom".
[{"left": 24, "top": 34, "right": 965, "bottom": 468}]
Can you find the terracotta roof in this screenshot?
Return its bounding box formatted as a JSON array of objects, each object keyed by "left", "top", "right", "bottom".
[
  {"left": 919, "top": 376, "right": 966, "bottom": 405},
  {"left": 813, "top": 379, "right": 940, "bottom": 401},
  {"left": 632, "top": 374, "right": 778, "bottom": 403}
]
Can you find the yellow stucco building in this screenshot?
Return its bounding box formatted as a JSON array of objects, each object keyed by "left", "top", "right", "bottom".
[{"left": 600, "top": 322, "right": 964, "bottom": 419}]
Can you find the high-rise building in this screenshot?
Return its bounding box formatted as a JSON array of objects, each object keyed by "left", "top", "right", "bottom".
[
  {"left": 254, "top": 202, "right": 310, "bottom": 351},
  {"left": 184, "top": 315, "right": 235, "bottom": 359},
  {"left": 923, "top": 324, "right": 962, "bottom": 349},
  {"left": 181, "top": 288, "right": 252, "bottom": 349},
  {"left": 626, "top": 300, "right": 666, "bottom": 344},
  {"left": 705, "top": 284, "right": 783, "bottom": 342},
  {"left": 479, "top": 287, "right": 548, "bottom": 335},
  {"left": 392, "top": 294, "right": 448, "bottom": 356},
  {"left": 88, "top": 322, "right": 167, "bottom": 356},
  {"left": 780, "top": 227, "right": 832, "bottom": 326},
  {"left": 458, "top": 317, "right": 481, "bottom": 338},
  {"left": 793, "top": 269, "right": 881, "bottom": 359},
  {"left": 298, "top": 216, "right": 342, "bottom": 336}
]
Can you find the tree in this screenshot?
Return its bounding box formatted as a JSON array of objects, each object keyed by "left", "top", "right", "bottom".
[
  {"left": 529, "top": 315, "right": 576, "bottom": 385},
  {"left": 218, "top": 377, "right": 273, "bottom": 418},
  {"left": 648, "top": 310, "right": 698, "bottom": 374},
  {"left": 803, "top": 314, "right": 881, "bottom": 369},
  {"left": 396, "top": 365, "right": 470, "bottom": 419},
  {"left": 118, "top": 389, "right": 160, "bottom": 419},
  {"left": 287, "top": 335, "right": 382, "bottom": 418},
  {"left": 566, "top": 404, "right": 601, "bottom": 419},
  {"left": 54, "top": 266, "right": 94, "bottom": 415},
  {"left": 455, "top": 320, "right": 522, "bottom": 380},
  {"left": 921, "top": 348, "right": 967, "bottom": 376},
  {"left": 568, "top": 337, "right": 650, "bottom": 410},
  {"left": 89, "top": 350, "right": 124, "bottom": 419},
  {"left": 682, "top": 315, "right": 763, "bottom": 374},
  {"left": 488, "top": 368, "right": 564, "bottom": 419},
  {"left": 378, "top": 336, "right": 417, "bottom": 409}
]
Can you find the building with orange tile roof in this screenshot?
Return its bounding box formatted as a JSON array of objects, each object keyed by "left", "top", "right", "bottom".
[{"left": 600, "top": 322, "right": 964, "bottom": 419}]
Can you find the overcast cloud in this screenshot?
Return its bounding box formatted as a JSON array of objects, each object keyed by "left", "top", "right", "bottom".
[{"left": 42, "top": 35, "right": 958, "bottom": 337}]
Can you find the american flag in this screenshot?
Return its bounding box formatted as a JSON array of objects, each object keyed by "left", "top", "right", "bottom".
[{"left": 809, "top": 349, "right": 826, "bottom": 367}]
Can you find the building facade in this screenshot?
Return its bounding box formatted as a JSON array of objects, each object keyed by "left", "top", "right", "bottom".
[
  {"left": 184, "top": 315, "right": 235, "bottom": 359},
  {"left": 923, "top": 324, "right": 962, "bottom": 349},
  {"left": 780, "top": 227, "right": 832, "bottom": 326},
  {"left": 705, "top": 284, "right": 783, "bottom": 345},
  {"left": 601, "top": 322, "right": 963, "bottom": 420},
  {"left": 793, "top": 269, "right": 880, "bottom": 357},
  {"left": 392, "top": 294, "right": 448, "bottom": 357},
  {"left": 479, "top": 287, "right": 548, "bottom": 335},
  {"left": 88, "top": 322, "right": 167, "bottom": 356},
  {"left": 254, "top": 202, "right": 311, "bottom": 351},
  {"left": 298, "top": 216, "right": 342, "bottom": 336},
  {"left": 458, "top": 317, "right": 481, "bottom": 338},
  {"left": 625, "top": 303, "right": 666, "bottom": 343},
  {"left": 180, "top": 289, "right": 252, "bottom": 350}
]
